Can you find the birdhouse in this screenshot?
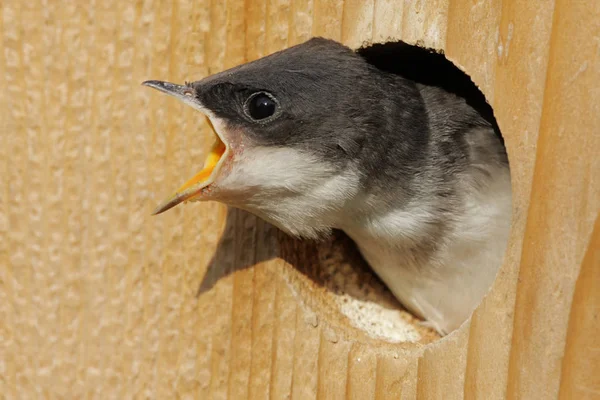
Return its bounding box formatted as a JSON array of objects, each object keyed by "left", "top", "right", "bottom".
[{"left": 1, "top": 0, "right": 598, "bottom": 398}]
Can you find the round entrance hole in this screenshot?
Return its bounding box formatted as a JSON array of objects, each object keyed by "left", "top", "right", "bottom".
[{"left": 276, "top": 39, "right": 512, "bottom": 345}]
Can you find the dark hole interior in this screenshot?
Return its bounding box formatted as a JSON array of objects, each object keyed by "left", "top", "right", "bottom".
[{"left": 357, "top": 41, "right": 504, "bottom": 147}]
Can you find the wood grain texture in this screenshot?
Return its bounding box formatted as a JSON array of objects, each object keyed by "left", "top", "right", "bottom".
[
  {"left": 0, "top": 3, "right": 14, "bottom": 399},
  {"left": 1, "top": 0, "right": 598, "bottom": 398},
  {"left": 558, "top": 214, "right": 600, "bottom": 400},
  {"left": 506, "top": 0, "right": 600, "bottom": 397},
  {"left": 402, "top": 0, "right": 449, "bottom": 48}
]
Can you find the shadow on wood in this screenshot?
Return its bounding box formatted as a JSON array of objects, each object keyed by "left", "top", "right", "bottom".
[
  {"left": 195, "top": 206, "right": 439, "bottom": 345},
  {"left": 197, "top": 207, "right": 401, "bottom": 311}
]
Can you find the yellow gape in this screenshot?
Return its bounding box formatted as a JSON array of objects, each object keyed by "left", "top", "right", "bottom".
[
  {"left": 175, "top": 139, "right": 226, "bottom": 193},
  {"left": 149, "top": 119, "right": 228, "bottom": 215}
]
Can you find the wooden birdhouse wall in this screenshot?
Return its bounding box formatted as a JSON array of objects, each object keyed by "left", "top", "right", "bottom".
[{"left": 0, "top": 0, "right": 598, "bottom": 399}]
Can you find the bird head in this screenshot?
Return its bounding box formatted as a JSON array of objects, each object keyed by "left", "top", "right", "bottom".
[{"left": 143, "top": 37, "right": 407, "bottom": 238}]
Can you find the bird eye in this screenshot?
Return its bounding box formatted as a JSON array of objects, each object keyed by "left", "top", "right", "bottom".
[{"left": 246, "top": 92, "right": 278, "bottom": 121}]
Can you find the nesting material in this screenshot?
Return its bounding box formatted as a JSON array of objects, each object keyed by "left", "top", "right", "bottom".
[{"left": 280, "top": 230, "right": 440, "bottom": 344}]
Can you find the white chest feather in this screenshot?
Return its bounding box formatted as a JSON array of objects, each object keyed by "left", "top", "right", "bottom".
[{"left": 342, "top": 168, "right": 512, "bottom": 335}]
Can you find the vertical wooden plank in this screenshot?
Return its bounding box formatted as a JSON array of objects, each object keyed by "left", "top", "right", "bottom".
[
  {"left": 138, "top": 0, "right": 173, "bottom": 396},
  {"left": 347, "top": 344, "right": 377, "bottom": 400},
  {"left": 122, "top": 0, "right": 159, "bottom": 397},
  {"left": 154, "top": 0, "right": 190, "bottom": 396},
  {"left": 312, "top": 0, "right": 344, "bottom": 41},
  {"left": 316, "top": 334, "right": 351, "bottom": 399},
  {"left": 14, "top": 3, "right": 54, "bottom": 395},
  {"left": 416, "top": 327, "right": 469, "bottom": 400},
  {"left": 341, "top": 0, "right": 374, "bottom": 48},
  {"left": 289, "top": 0, "right": 314, "bottom": 45},
  {"left": 374, "top": 354, "right": 418, "bottom": 400},
  {"left": 266, "top": 0, "right": 291, "bottom": 53},
  {"left": 248, "top": 222, "right": 279, "bottom": 399},
  {"left": 0, "top": 1, "right": 16, "bottom": 397},
  {"left": 51, "top": 1, "right": 95, "bottom": 395},
  {"left": 81, "top": 1, "right": 112, "bottom": 392},
  {"left": 23, "top": 3, "right": 49, "bottom": 392},
  {"left": 372, "top": 0, "right": 403, "bottom": 42},
  {"left": 227, "top": 209, "right": 257, "bottom": 400},
  {"left": 6, "top": 2, "right": 28, "bottom": 395},
  {"left": 206, "top": 212, "right": 235, "bottom": 400},
  {"left": 245, "top": 0, "right": 267, "bottom": 62},
  {"left": 463, "top": 1, "right": 555, "bottom": 399},
  {"left": 101, "top": 1, "right": 136, "bottom": 395},
  {"left": 224, "top": 0, "right": 247, "bottom": 69},
  {"left": 269, "top": 268, "right": 298, "bottom": 399},
  {"left": 446, "top": 0, "right": 502, "bottom": 97},
  {"left": 506, "top": 0, "right": 600, "bottom": 397},
  {"left": 558, "top": 215, "right": 600, "bottom": 400},
  {"left": 399, "top": 358, "right": 419, "bottom": 400},
  {"left": 291, "top": 307, "right": 321, "bottom": 400},
  {"left": 402, "top": 0, "right": 449, "bottom": 49}
]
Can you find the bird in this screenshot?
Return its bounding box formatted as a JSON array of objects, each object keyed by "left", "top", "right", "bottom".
[{"left": 142, "top": 37, "right": 512, "bottom": 336}]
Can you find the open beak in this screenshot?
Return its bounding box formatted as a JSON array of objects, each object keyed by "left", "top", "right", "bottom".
[{"left": 142, "top": 80, "right": 228, "bottom": 215}]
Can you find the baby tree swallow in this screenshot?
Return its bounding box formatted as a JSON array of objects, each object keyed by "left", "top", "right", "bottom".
[{"left": 143, "top": 38, "right": 511, "bottom": 335}]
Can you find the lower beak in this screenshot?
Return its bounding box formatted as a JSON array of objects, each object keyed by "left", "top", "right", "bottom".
[{"left": 142, "top": 80, "right": 228, "bottom": 215}]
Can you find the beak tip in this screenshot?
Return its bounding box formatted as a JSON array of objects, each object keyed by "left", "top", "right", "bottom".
[
  {"left": 151, "top": 194, "right": 187, "bottom": 216},
  {"left": 151, "top": 205, "right": 168, "bottom": 216},
  {"left": 141, "top": 80, "right": 159, "bottom": 88}
]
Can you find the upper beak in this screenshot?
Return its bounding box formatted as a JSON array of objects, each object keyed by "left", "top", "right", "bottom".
[
  {"left": 142, "top": 80, "right": 197, "bottom": 106},
  {"left": 142, "top": 80, "right": 228, "bottom": 215}
]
